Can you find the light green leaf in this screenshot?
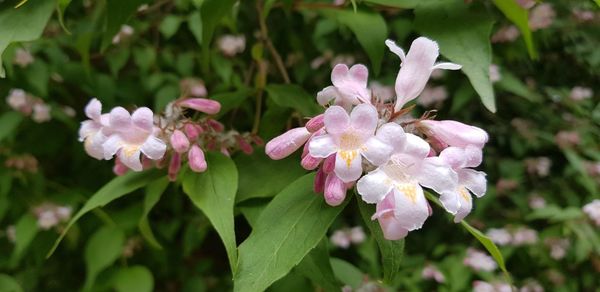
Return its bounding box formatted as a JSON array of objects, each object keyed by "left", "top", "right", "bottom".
[
  {"left": 295, "top": 239, "right": 339, "bottom": 292},
  {"left": 47, "top": 170, "right": 163, "bottom": 257},
  {"left": 0, "top": 274, "right": 23, "bottom": 292},
  {"left": 492, "top": 0, "right": 537, "bottom": 59},
  {"left": 0, "top": 112, "right": 23, "bottom": 142},
  {"left": 265, "top": 84, "right": 322, "bottom": 117},
  {"left": 187, "top": 10, "right": 202, "bottom": 46},
  {"left": 83, "top": 226, "right": 126, "bottom": 291},
  {"left": 9, "top": 213, "right": 38, "bottom": 267},
  {"left": 234, "top": 174, "right": 348, "bottom": 292},
  {"left": 182, "top": 152, "right": 238, "bottom": 273},
  {"left": 111, "top": 266, "right": 154, "bottom": 292},
  {"left": 56, "top": 0, "right": 73, "bottom": 33},
  {"left": 330, "top": 258, "right": 364, "bottom": 289},
  {"left": 235, "top": 149, "right": 305, "bottom": 203},
  {"left": 159, "top": 15, "right": 183, "bottom": 39},
  {"left": 318, "top": 9, "right": 388, "bottom": 74},
  {"left": 200, "top": 0, "right": 236, "bottom": 73},
  {"left": 356, "top": 195, "right": 404, "bottom": 285},
  {"left": 0, "top": 0, "right": 54, "bottom": 78},
  {"left": 139, "top": 177, "right": 169, "bottom": 249},
  {"left": 362, "top": 0, "right": 419, "bottom": 8},
  {"left": 415, "top": 0, "right": 496, "bottom": 112}
]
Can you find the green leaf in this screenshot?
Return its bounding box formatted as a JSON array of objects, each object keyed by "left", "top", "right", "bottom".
[
  {"left": 159, "top": 15, "right": 183, "bottom": 39},
  {"left": 9, "top": 213, "right": 38, "bottom": 267},
  {"left": 235, "top": 149, "right": 305, "bottom": 203},
  {"left": 330, "top": 258, "right": 364, "bottom": 288},
  {"left": 295, "top": 239, "right": 339, "bottom": 292},
  {"left": 415, "top": 0, "right": 496, "bottom": 112},
  {"left": 0, "top": 274, "right": 23, "bottom": 292},
  {"left": 495, "top": 67, "right": 542, "bottom": 102},
  {"left": 200, "top": 0, "right": 236, "bottom": 73},
  {"left": 47, "top": 170, "right": 163, "bottom": 257},
  {"left": 56, "top": 0, "right": 73, "bottom": 33},
  {"left": 362, "top": 0, "right": 419, "bottom": 8},
  {"left": 83, "top": 226, "right": 126, "bottom": 291},
  {"left": 563, "top": 149, "right": 598, "bottom": 195},
  {"left": 139, "top": 177, "right": 169, "bottom": 249},
  {"left": 234, "top": 174, "right": 348, "bottom": 292},
  {"left": 492, "top": 0, "right": 537, "bottom": 59},
  {"left": 265, "top": 84, "right": 322, "bottom": 117},
  {"left": 356, "top": 195, "right": 404, "bottom": 285},
  {"left": 188, "top": 10, "right": 202, "bottom": 46},
  {"left": 182, "top": 152, "right": 238, "bottom": 273},
  {"left": 101, "top": 0, "right": 150, "bottom": 51},
  {"left": 111, "top": 266, "right": 154, "bottom": 292},
  {"left": 0, "top": 112, "right": 23, "bottom": 142},
  {"left": 0, "top": 0, "right": 54, "bottom": 78},
  {"left": 212, "top": 87, "right": 254, "bottom": 118},
  {"left": 318, "top": 9, "right": 388, "bottom": 74}
]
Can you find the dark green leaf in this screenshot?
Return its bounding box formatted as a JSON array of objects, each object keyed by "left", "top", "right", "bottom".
[
  {"left": 200, "top": 0, "right": 236, "bottom": 73},
  {"left": 362, "top": 0, "right": 418, "bottom": 8},
  {"left": 182, "top": 152, "right": 238, "bottom": 273},
  {"left": 57, "top": 0, "right": 73, "bottom": 33},
  {"left": 265, "top": 84, "right": 322, "bottom": 117},
  {"left": 139, "top": 177, "right": 169, "bottom": 249},
  {"left": 415, "top": 0, "right": 496, "bottom": 112},
  {"left": 492, "top": 0, "right": 537, "bottom": 59},
  {"left": 0, "top": 0, "right": 54, "bottom": 78},
  {"left": 234, "top": 174, "right": 348, "bottom": 292},
  {"left": 9, "top": 213, "right": 38, "bottom": 267},
  {"left": 47, "top": 170, "right": 163, "bottom": 257},
  {"left": 212, "top": 87, "right": 254, "bottom": 118},
  {"left": 330, "top": 258, "right": 364, "bottom": 288},
  {"left": 159, "top": 15, "right": 183, "bottom": 39},
  {"left": 101, "top": 0, "right": 150, "bottom": 51},
  {"left": 187, "top": 11, "right": 202, "bottom": 46},
  {"left": 295, "top": 239, "right": 339, "bottom": 292},
  {"left": 0, "top": 112, "right": 23, "bottom": 142},
  {"left": 0, "top": 274, "right": 23, "bottom": 292},
  {"left": 83, "top": 226, "right": 126, "bottom": 291}
]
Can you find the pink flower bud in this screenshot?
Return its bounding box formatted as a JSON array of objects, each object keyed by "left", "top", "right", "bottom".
[
  {"left": 323, "top": 155, "right": 336, "bottom": 173},
  {"left": 113, "top": 159, "right": 129, "bottom": 176},
  {"left": 178, "top": 98, "right": 221, "bottom": 115},
  {"left": 305, "top": 114, "right": 325, "bottom": 133},
  {"left": 324, "top": 173, "right": 346, "bottom": 206},
  {"left": 301, "top": 154, "right": 321, "bottom": 170},
  {"left": 220, "top": 146, "right": 231, "bottom": 157},
  {"left": 314, "top": 168, "right": 326, "bottom": 194},
  {"left": 188, "top": 145, "right": 207, "bottom": 173},
  {"left": 168, "top": 153, "right": 181, "bottom": 181},
  {"left": 170, "top": 130, "right": 190, "bottom": 153},
  {"left": 207, "top": 119, "right": 224, "bottom": 132},
  {"left": 265, "top": 127, "right": 311, "bottom": 160},
  {"left": 236, "top": 135, "right": 254, "bottom": 154},
  {"left": 419, "top": 120, "right": 488, "bottom": 148},
  {"left": 184, "top": 123, "right": 203, "bottom": 141}
]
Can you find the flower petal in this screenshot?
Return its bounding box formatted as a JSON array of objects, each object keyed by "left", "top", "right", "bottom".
[
  {"left": 361, "top": 137, "right": 393, "bottom": 166},
  {"left": 439, "top": 191, "right": 460, "bottom": 215},
  {"left": 103, "top": 135, "right": 123, "bottom": 160},
  {"left": 394, "top": 37, "right": 439, "bottom": 110},
  {"left": 118, "top": 145, "right": 143, "bottom": 171},
  {"left": 79, "top": 120, "right": 100, "bottom": 141},
  {"left": 331, "top": 64, "right": 350, "bottom": 87},
  {"left": 432, "top": 62, "right": 462, "bottom": 70},
  {"left": 402, "top": 133, "right": 430, "bottom": 158},
  {"left": 350, "top": 103, "right": 378, "bottom": 136},
  {"left": 391, "top": 184, "right": 429, "bottom": 231},
  {"left": 348, "top": 64, "right": 369, "bottom": 87},
  {"left": 373, "top": 192, "right": 410, "bottom": 240},
  {"left": 376, "top": 122, "right": 406, "bottom": 153},
  {"left": 141, "top": 135, "right": 167, "bottom": 160},
  {"left": 459, "top": 169, "right": 487, "bottom": 198},
  {"left": 454, "top": 187, "right": 473, "bottom": 222},
  {"left": 416, "top": 156, "right": 458, "bottom": 194},
  {"left": 131, "top": 107, "right": 154, "bottom": 131},
  {"left": 317, "top": 86, "right": 339, "bottom": 105},
  {"left": 84, "top": 131, "right": 107, "bottom": 160},
  {"left": 357, "top": 168, "right": 393, "bottom": 204},
  {"left": 308, "top": 135, "right": 337, "bottom": 158},
  {"left": 385, "top": 39, "right": 406, "bottom": 62},
  {"left": 85, "top": 98, "right": 102, "bottom": 121},
  {"left": 324, "top": 106, "right": 350, "bottom": 135},
  {"left": 334, "top": 150, "right": 363, "bottom": 183},
  {"left": 109, "top": 107, "right": 131, "bottom": 129}
]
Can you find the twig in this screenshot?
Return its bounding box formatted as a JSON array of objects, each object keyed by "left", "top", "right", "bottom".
[{"left": 256, "top": 0, "right": 291, "bottom": 84}]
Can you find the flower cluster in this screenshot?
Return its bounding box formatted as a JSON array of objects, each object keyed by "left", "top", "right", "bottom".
[
  {"left": 463, "top": 248, "right": 497, "bottom": 272},
  {"left": 486, "top": 226, "right": 538, "bottom": 246},
  {"left": 5, "top": 88, "right": 52, "bottom": 123},
  {"left": 33, "top": 203, "right": 72, "bottom": 230},
  {"left": 79, "top": 95, "right": 261, "bottom": 179},
  {"left": 266, "top": 37, "right": 489, "bottom": 240},
  {"left": 329, "top": 226, "right": 366, "bottom": 249}
]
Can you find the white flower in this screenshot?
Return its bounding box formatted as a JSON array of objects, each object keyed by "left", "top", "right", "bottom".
[
  {"left": 464, "top": 248, "right": 497, "bottom": 272},
  {"left": 487, "top": 228, "right": 512, "bottom": 246},
  {"left": 583, "top": 200, "right": 600, "bottom": 226}
]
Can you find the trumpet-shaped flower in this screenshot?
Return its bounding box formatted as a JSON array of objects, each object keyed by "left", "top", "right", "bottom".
[
  {"left": 103, "top": 107, "right": 167, "bottom": 171},
  {"left": 266, "top": 127, "right": 311, "bottom": 160},
  {"left": 386, "top": 37, "right": 461, "bottom": 111},
  {"left": 317, "top": 64, "right": 371, "bottom": 109},
  {"left": 78, "top": 98, "right": 111, "bottom": 160},
  {"left": 438, "top": 145, "right": 487, "bottom": 222},
  {"left": 357, "top": 133, "right": 457, "bottom": 239},
  {"left": 308, "top": 104, "right": 398, "bottom": 183},
  {"left": 419, "top": 120, "right": 489, "bottom": 149}
]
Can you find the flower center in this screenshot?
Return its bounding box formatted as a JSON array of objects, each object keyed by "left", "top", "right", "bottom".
[{"left": 339, "top": 131, "right": 363, "bottom": 150}]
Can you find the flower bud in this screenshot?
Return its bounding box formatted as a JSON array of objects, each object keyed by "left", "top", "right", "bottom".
[
  {"left": 184, "top": 123, "right": 203, "bottom": 141},
  {"left": 168, "top": 153, "right": 181, "bottom": 181},
  {"left": 265, "top": 127, "right": 311, "bottom": 160},
  {"left": 323, "top": 155, "right": 336, "bottom": 173},
  {"left": 301, "top": 154, "right": 321, "bottom": 170},
  {"left": 419, "top": 120, "right": 488, "bottom": 148},
  {"left": 314, "top": 168, "right": 326, "bottom": 194},
  {"left": 236, "top": 135, "right": 254, "bottom": 154},
  {"left": 113, "top": 159, "right": 129, "bottom": 176},
  {"left": 188, "top": 145, "right": 207, "bottom": 173},
  {"left": 305, "top": 114, "right": 325, "bottom": 133},
  {"left": 178, "top": 98, "right": 221, "bottom": 115},
  {"left": 324, "top": 173, "right": 346, "bottom": 206},
  {"left": 207, "top": 119, "right": 224, "bottom": 132},
  {"left": 170, "top": 130, "right": 190, "bottom": 153}
]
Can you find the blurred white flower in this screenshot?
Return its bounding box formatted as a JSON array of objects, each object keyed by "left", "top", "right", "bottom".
[
  {"left": 422, "top": 264, "right": 445, "bottom": 283},
  {"left": 6, "top": 225, "right": 16, "bottom": 243},
  {"left": 417, "top": 85, "right": 448, "bottom": 107},
  {"left": 487, "top": 228, "right": 512, "bottom": 246},
  {"left": 330, "top": 55, "right": 355, "bottom": 68},
  {"left": 370, "top": 82, "right": 394, "bottom": 102},
  {"left": 489, "top": 64, "right": 501, "bottom": 83},
  {"left": 519, "top": 280, "right": 544, "bottom": 292},
  {"left": 37, "top": 210, "right": 59, "bottom": 230},
  {"left": 217, "top": 35, "right": 246, "bottom": 57},
  {"left": 13, "top": 48, "right": 34, "bottom": 68},
  {"left": 555, "top": 131, "right": 580, "bottom": 148},
  {"left": 330, "top": 230, "right": 351, "bottom": 249},
  {"left": 6, "top": 88, "right": 29, "bottom": 111},
  {"left": 112, "top": 25, "right": 135, "bottom": 44},
  {"left": 491, "top": 26, "right": 520, "bottom": 43},
  {"left": 525, "top": 157, "right": 552, "bottom": 177},
  {"left": 583, "top": 200, "right": 600, "bottom": 226},
  {"left": 512, "top": 227, "right": 538, "bottom": 246},
  {"left": 544, "top": 237, "right": 570, "bottom": 260},
  {"left": 569, "top": 86, "right": 593, "bottom": 101},
  {"left": 464, "top": 248, "right": 497, "bottom": 272},
  {"left": 528, "top": 194, "right": 546, "bottom": 209},
  {"left": 330, "top": 226, "right": 366, "bottom": 248},
  {"left": 349, "top": 226, "right": 366, "bottom": 244},
  {"left": 473, "top": 280, "right": 513, "bottom": 292},
  {"left": 572, "top": 9, "right": 596, "bottom": 22},
  {"left": 529, "top": 4, "right": 555, "bottom": 31},
  {"left": 32, "top": 103, "right": 52, "bottom": 123}
]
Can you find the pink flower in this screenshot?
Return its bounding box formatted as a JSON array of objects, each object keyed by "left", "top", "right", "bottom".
[
  {"left": 266, "top": 127, "right": 311, "bottom": 160},
  {"left": 419, "top": 120, "right": 489, "bottom": 149},
  {"left": 422, "top": 264, "right": 445, "bottom": 283},
  {"left": 464, "top": 248, "right": 497, "bottom": 272},
  {"left": 349, "top": 226, "right": 365, "bottom": 244},
  {"left": 525, "top": 157, "right": 551, "bottom": 177},
  {"left": 489, "top": 64, "right": 501, "bottom": 83},
  {"left": 554, "top": 130, "right": 580, "bottom": 148},
  {"left": 13, "top": 48, "right": 34, "bottom": 68},
  {"left": 528, "top": 194, "right": 546, "bottom": 209},
  {"left": 177, "top": 98, "right": 221, "bottom": 115},
  {"left": 491, "top": 25, "right": 521, "bottom": 43},
  {"left": 32, "top": 103, "right": 51, "bottom": 123},
  {"left": 6, "top": 88, "right": 29, "bottom": 112},
  {"left": 103, "top": 107, "right": 167, "bottom": 171},
  {"left": 572, "top": 9, "right": 596, "bottom": 22},
  {"left": 416, "top": 86, "right": 448, "bottom": 107},
  {"left": 217, "top": 35, "right": 246, "bottom": 57},
  {"left": 438, "top": 146, "right": 487, "bottom": 222},
  {"left": 385, "top": 38, "right": 461, "bottom": 111},
  {"left": 188, "top": 145, "right": 207, "bottom": 172},
  {"left": 330, "top": 229, "right": 351, "bottom": 249},
  {"left": 305, "top": 114, "right": 324, "bottom": 133},
  {"left": 324, "top": 172, "right": 347, "bottom": 206},
  {"left": 79, "top": 98, "right": 111, "bottom": 160},
  {"left": 180, "top": 78, "right": 207, "bottom": 98},
  {"left": 529, "top": 4, "right": 555, "bottom": 31},
  {"left": 317, "top": 64, "right": 371, "bottom": 109},
  {"left": 487, "top": 228, "right": 512, "bottom": 246},
  {"left": 112, "top": 25, "right": 134, "bottom": 44},
  {"left": 511, "top": 227, "right": 538, "bottom": 246},
  {"left": 473, "top": 281, "right": 512, "bottom": 292},
  {"left": 544, "top": 237, "right": 570, "bottom": 260},
  {"left": 168, "top": 152, "right": 182, "bottom": 181},
  {"left": 170, "top": 129, "right": 190, "bottom": 153},
  {"left": 583, "top": 199, "right": 600, "bottom": 226},
  {"left": 309, "top": 104, "right": 397, "bottom": 183},
  {"left": 569, "top": 86, "right": 593, "bottom": 101}
]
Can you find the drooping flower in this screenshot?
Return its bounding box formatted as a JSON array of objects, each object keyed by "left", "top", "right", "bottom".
[
  {"left": 357, "top": 130, "right": 457, "bottom": 239},
  {"left": 385, "top": 37, "right": 461, "bottom": 111},
  {"left": 317, "top": 64, "right": 371, "bottom": 109},
  {"left": 103, "top": 107, "right": 167, "bottom": 171},
  {"left": 309, "top": 104, "right": 397, "bottom": 183},
  {"left": 438, "top": 145, "right": 487, "bottom": 222},
  {"left": 78, "top": 98, "right": 111, "bottom": 160},
  {"left": 177, "top": 98, "right": 221, "bottom": 115}
]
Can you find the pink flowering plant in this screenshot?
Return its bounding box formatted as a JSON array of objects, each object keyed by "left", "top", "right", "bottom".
[{"left": 1, "top": 0, "right": 599, "bottom": 291}]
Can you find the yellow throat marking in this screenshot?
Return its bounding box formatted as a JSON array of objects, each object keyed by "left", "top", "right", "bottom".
[
  {"left": 339, "top": 150, "right": 358, "bottom": 168},
  {"left": 398, "top": 184, "right": 417, "bottom": 204},
  {"left": 459, "top": 187, "right": 471, "bottom": 202}
]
